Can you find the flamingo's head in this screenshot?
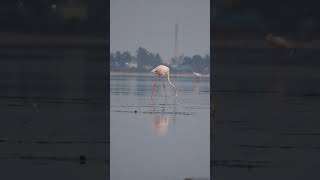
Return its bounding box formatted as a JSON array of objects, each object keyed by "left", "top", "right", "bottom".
[{"left": 151, "top": 68, "right": 156, "bottom": 73}]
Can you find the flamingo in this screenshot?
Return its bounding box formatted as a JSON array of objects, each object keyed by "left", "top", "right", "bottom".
[
  {"left": 193, "top": 72, "right": 203, "bottom": 78},
  {"left": 192, "top": 72, "right": 203, "bottom": 88},
  {"left": 193, "top": 72, "right": 204, "bottom": 81},
  {"left": 151, "top": 65, "right": 177, "bottom": 97},
  {"left": 150, "top": 101, "right": 170, "bottom": 136},
  {"left": 265, "top": 33, "right": 295, "bottom": 55},
  {"left": 153, "top": 113, "right": 169, "bottom": 136}
]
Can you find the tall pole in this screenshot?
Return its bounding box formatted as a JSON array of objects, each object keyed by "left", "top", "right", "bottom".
[{"left": 173, "top": 23, "right": 178, "bottom": 64}]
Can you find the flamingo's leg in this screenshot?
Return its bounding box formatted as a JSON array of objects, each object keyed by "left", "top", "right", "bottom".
[
  {"left": 152, "top": 75, "right": 159, "bottom": 97},
  {"left": 150, "top": 96, "right": 156, "bottom": 112},
  {"left": 162, "top": 77, "right": 167, "bottom": 97}
]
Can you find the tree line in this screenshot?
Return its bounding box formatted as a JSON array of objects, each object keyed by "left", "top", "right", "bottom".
[{"left": 111, "top": 47, "right": 210, "bottom": 73}]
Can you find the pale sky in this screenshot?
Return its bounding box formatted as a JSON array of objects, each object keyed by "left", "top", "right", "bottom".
[{"left": 110, "top": 0, "right": 210, "bottom": 62}]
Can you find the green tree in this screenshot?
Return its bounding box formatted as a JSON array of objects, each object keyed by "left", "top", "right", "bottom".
[
  {"left": 136, "top": 47, "right": 149, "bottom": 70},
  {"left": 121, "top": 51, "right": 132, "bottom": 64},
  {"left": 182, "top": 56, "right": 193, "bottom": 65},
  {"left": 192, "top": 55, "right": 203, "bottom": 72},
  {"left": 154, "top": 53, "right": 162, "bottom": 65},
  {"left": 115, "top": 51, "right": 121, "bottom": 62}
]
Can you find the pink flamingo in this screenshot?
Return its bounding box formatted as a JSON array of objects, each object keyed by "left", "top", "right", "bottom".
[
  {"left": 265, "top": 33, "right": 291, "bottom": 48},
  {"left": 151, "top": 65, "right": 177, "bottom": 97},
  {"left": 153, "top": 113, "right": 169, "bottom": 137},
  {"left": 193, "top": 72, "right": 203, "bottom": 81},
  {"left": 265, "top": 33, "right": 295, "bottom": 55}
]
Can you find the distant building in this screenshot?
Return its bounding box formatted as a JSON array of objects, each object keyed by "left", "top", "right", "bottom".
[
  {"left": 125, "top": 62, "right": 138, "bottom": 69},
  {"left": 144, "top": 66, "right": 152, "bottom": 71},
  {"left": 171, "top": 64, "right": 193, "bottom": 72}
]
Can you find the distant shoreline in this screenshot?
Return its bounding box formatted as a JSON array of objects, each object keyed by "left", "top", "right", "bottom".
[{"left": 110, "top": 71, "right": 210, "bottom": 78}]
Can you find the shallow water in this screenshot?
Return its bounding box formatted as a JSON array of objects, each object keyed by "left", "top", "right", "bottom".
[
  {"left": 0, "top": 48, "right": 107, "bottom": 180},
  {"left": 212, "top": 52, "right": 320, "bottom": 180},
  {"left": 110, "top": 75, "right": 210, "bottom": 180}
]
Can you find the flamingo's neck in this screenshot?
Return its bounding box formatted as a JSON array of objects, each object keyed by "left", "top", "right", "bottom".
[{"left": 167, "top": 72, "right": 177, "bottom": 97}]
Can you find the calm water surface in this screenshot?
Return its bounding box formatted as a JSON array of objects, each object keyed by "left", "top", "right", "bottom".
[{"left": 110, "top": 75, "right": 210, "bottom": 180}]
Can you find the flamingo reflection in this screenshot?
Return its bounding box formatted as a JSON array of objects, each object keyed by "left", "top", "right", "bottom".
[
  {"left": 150, "top": 97, "right": 176, "bottom": 137},
  {"left": 153, "top": 110, "right": 169, "bottom": 137}
]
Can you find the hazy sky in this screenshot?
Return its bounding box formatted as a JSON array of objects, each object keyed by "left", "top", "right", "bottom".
[{"left": 111, "top": 0, "right": 210, "bottom": 62}]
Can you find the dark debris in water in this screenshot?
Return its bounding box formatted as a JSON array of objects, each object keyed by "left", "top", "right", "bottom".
[
  {"left": 0, "top": 153, "right": 107, "bottom": 165},
  {"left": 142, "top": 111, "right": 192, "bottom": 115},
  {"left": 112, "top": 110, "right": 192, "bottom": 115},
  {"left": 112, "top": 110, "right": 138, "bottom": 114}
]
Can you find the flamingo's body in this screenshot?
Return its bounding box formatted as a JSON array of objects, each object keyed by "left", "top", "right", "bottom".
[{"left": 151, "top": 65, "right": 177, "bottom": 97}]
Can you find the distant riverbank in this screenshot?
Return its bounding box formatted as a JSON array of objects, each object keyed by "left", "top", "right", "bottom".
[
  {"left": 110, "top": 71, "right": 210, "bottom": 78},
  {"left": 212, "top": 39, "right": 320, "bottom": 49},
  {"left": 213, "top": 32, "right": 320, "bottom": 48}
]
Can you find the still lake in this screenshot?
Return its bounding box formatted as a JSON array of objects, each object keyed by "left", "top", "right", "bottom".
[{"left": 110, "top": 74, "right": 210, "bottom": 180}]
